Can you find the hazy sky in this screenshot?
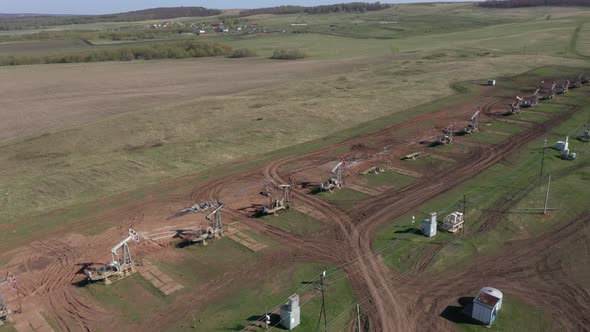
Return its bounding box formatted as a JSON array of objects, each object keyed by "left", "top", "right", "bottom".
[{"left": 1, "top": 1, "right": 477, "bottom": 15}]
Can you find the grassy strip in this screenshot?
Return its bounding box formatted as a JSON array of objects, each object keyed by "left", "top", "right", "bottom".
[
  {"left": 168, "top": 263, "right": 354, "bottom": 331},
  {"left": 80, "top": 274, "right": 168, "bottom": 325},
  {"left": 456, "top": 296, "right": 552, "bottom": 331},
  {"left": 261, "top": 209, "right": 322, "bottom": 234}
]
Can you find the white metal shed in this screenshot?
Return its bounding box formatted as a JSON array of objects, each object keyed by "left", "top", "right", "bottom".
[{"left": 472, "top": 287, "right": 503, "bottom": 326}]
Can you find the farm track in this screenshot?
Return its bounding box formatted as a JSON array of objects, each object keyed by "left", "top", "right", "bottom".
[
  {"left": 405, "top": 214, "right": 590, "bottom": 331},
  {"left": 2, "top": 79, "right": 588, "bottom": 331},
  {"left": 190, "top": 95, "right": 578, "bottom": 330}
]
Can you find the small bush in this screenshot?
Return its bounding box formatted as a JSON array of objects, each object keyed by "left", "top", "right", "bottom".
[
  {"left": 270, "top": 48, "right": 308, "bottom": 60},
  {"left": 228, "top": 48, "right": 258, "bottom": 58}
]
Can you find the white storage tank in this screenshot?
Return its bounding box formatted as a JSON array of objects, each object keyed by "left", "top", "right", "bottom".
[
  {"left": 472, "top": 287, "right": 503, "bottom": 326},
  {"left": 280, "top": 294, "right": 300, "bottom": 330},
  {"left": 421, "top": 212, "right": 437, "bottom": 237}
]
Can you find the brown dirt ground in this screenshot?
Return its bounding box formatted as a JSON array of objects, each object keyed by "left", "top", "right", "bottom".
[
  {"left": 0, "top": 77, "right": 588, "bottom": 331},
  {"left": 0, "top": 56, "right": 390, "bottom": 142}
]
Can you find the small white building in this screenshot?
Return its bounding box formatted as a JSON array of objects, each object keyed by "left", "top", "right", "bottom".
[
  {"left": 421, "top": 212, "right": 437, "bottom": 237},
  {"left": 555, "top": 136, "right": 569, "bottom": 152},
  {"left": 280, "top": 294, "right": 300, "bottom": 330},
  {"left": 472, "top": 287, "right": 503, "bottom": 326}
]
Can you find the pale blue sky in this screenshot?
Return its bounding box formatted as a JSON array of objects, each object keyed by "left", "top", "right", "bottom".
[{"left": 1, "top": 1, "right": 477, "bottom": 15}]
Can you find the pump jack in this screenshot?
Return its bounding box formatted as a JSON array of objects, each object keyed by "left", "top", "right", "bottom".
[
  {"left": 557, "top": 80, "right": 569, "bottom": 94},
  {"left": 543, "top": 81, "right": 556, "bottom": 100},
  {"left": 509, "top": 97, "right": 523, "bottom": 114},
  {"left": 320, "top": 158, "right": 345, "bottom": 191},
  {"left": 84, "top": 229, "right": 140, "bottom": 284},
  {"left": 574, "top": 73, "right": 584, "bottom": 88},
  {"left": 0, "top": 273, "right": 17, "bottom": 323},
  {"left": 438, "top": 123, "right": 455, "bottom": 145},
  {"left": 179, "top": 204, "right": 225, "bottom": 246},
  {"left": 260, "top": 183, "right": 292, "bottom": 216},
  {"left": 206, "top": 204, "right": 224, "bottom": 236},
  {"left": 464, "top": 110, "right": 480, "bottom": 134},
  {"left": 521, "top": 87, "right": 540, "bottom": 108}
]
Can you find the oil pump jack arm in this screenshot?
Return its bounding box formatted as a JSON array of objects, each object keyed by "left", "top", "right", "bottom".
[
  {"left": 205, "top": 204, "right": 224, "bottom": 221},
  {"left": 331, "top": 162, "right": 343, "bottom": 174},
  {"left": 111, "top": 229, "right": 139, "bottom": 259}
]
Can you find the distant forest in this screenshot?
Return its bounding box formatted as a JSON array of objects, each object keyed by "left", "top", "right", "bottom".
[
  {"left": 479, "top": 0, "right": 590, "bottom": 8},
  {"left": 0, "top": 7, "right": 222, "bottom": 30},
  {"left": 238, "top": 2, "right": 392, "bottom": 17}
]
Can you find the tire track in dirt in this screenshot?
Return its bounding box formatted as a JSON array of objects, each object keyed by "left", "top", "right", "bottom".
[
  {"left": 254, "top": 103, "right": 577, "bottom": 330},
  {"left": 404, "top": 214, "right": 590, "bottom": 331},
  {"left": 262, "top": 145, "right": 410, "bottom": 331},
  {"left": 7, "top": 82, "right": 584, "bottom": 330}
]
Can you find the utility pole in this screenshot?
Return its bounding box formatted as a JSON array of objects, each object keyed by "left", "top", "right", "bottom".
[
  {"left": 584, "top": 118, "right": 590, "bottom": 144},
  {"left": 317, "top": 271, "right": 327, "bottom": 332},
  {"left": 356, "top": 303, "right": 362, "bottom": 332},
  {"left": 543, "top": 173, "right": 552, "bottom": 215},
  {"left": 462, "top": 194, "right": 467, "bottom": 237},
  {"left": 540, "top": 138, "right": 547, "bottom": 187}
]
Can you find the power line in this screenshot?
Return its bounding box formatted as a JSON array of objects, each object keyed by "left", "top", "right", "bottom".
[{"left": 256, "top": 97, "right": 590, "bottom": 331}]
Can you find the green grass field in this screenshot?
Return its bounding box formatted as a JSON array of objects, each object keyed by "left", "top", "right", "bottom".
[
  {"left": 261, "top": 209, "right": 322, "bottom": 234},
  {"left": 456, "top": 296, "right": 552, "bottom": 332},
  {"left": 156, "top": 236, "right": 272, "bottom": 287},
  {"left": 362, "top": 170, "right": 416, "bottom": 188},
  {"left": 0, "top": 324, "right": 16, "bottom": 332},
  {"left": 316, "top": 187, "right": 371, "bottom": 208},
  {"left": 372, "top": 88, "right": 590, "bottom": 274},
  {"left": 167, "top": 263, "right": 354, "bottom": 331},
  {"left": 80, "top": 274, "right": 171, "bottom": 324}
]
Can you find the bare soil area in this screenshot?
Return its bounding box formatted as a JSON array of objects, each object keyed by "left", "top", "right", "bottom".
[{"left": 0, "top": 56, "right": 388, "bottom": 142}]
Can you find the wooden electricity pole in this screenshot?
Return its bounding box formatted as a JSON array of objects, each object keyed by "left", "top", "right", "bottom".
[
  {"left": 356, "top": 303, "right": 362, "bottom": 332},
  {"left": 316, "top": 271, "right": 327, "bottom": 332},
  {"left": 543, "top": 173, "right": 552, "bottom": 215},
  {"left": 462, "top": 194, "right": 467, "bottom": 237}
]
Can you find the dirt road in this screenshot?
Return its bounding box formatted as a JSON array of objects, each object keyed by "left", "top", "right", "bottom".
[{"left": 1, "top": 77, "right": 587, "bottom": 331}]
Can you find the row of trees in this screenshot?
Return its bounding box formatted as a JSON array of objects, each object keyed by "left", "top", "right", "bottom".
[
  {"left": 479, "top": 0, "right": 590, "bottom": 8},
  {"left": 304, "top": 2, "right": 392, "bottom": 14},
  {"left": 239, "top": 2, "right": 392, "bottom": 17},
  {"left": 0, "top": 7, "right": 221, "bottom": 30},
  {"left": 0, "top": 40, "right": 232, "bottom": 66}
]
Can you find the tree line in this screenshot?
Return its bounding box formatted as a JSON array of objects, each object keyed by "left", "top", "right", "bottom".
[
  {"left": 478, "top": 0, "right": 590, "bottom": 8},
  {"left": 238, "top": 2, "right": 392, "bottom": 17},
  {"left": 0, "top": 40, "right": 232, "bottom": 66},
  {"left": 0, "top": 7, "right": 221, "bottom": 30}
]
